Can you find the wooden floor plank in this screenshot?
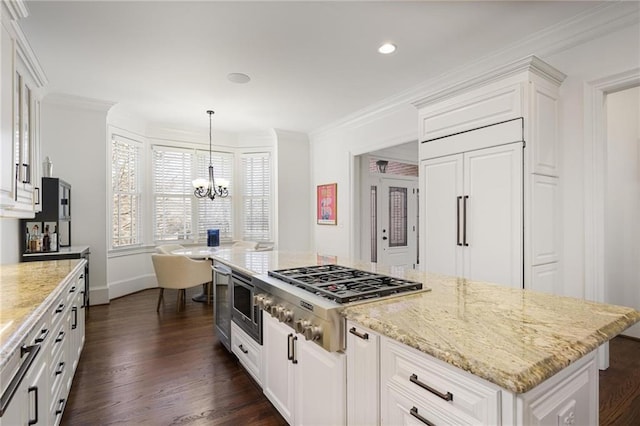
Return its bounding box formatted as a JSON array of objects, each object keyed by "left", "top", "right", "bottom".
[{"left": 62, "top": 287, "right": 638, "bottom": 425}]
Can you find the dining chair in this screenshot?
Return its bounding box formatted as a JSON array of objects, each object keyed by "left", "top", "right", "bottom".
[{"left": 151, "top": 254, "right": 212, "bottom": 312}]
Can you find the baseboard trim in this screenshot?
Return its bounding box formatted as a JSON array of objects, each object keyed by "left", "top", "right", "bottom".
[{"left": 108, "top": 273, "right": 157, "bottom": 300}]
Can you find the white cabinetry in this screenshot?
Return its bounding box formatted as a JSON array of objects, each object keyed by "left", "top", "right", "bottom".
[
  {"left": 416, "top": 56, "right": 564, "bottom": 291},
  {"left": 346, "top": 321, "right": 379, "bottom": 426},
  {"left": 262, "top": 313, "right": 346, "bottom": 426},
  {"left": 0, "top": 1, "right": 47, "bottom": 218},
  {"left": 423, "top": 140, "right": 523, "bottom": 288},
  {"left": 0, "top": 262, "right": 85, "bottom": 426},
  {"left": 231, "top": 322, "right": 262, "bottom": 386},
  {"left": 346, "top": 323, "right": 598, "bottom": 426}
]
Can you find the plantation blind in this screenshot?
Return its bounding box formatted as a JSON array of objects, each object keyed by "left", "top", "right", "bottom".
[
  {"left": 152, "top": 146, "right": 194, "bottom": 241},
  {"left": 241, "top": 152, "right": 272, "bottom": 242}
]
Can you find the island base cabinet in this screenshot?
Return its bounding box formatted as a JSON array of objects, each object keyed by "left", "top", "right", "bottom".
[
  {"left": 262, "top": 313, "right": 346, "bottom": 426},
  {"left": 516, "top": 351, "right": 598, "bottom": 426}
]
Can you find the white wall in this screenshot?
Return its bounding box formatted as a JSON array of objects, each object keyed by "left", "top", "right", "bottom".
[
  {"left": 275, "top": 129, "right": 311, "bottom": 251},
  {"left": 0, "top": 217, "right": 19, "bottom": 264},
  {"left": 605, "top": 86, "right": 640, "bottom": 338},
  {"left": 41, "top": 94, "right": 113, "bottom": 305}
]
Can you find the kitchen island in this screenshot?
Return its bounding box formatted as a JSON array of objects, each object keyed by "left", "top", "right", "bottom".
[{"left": 211, "top": 248, "right": 640, "bottom": 425}]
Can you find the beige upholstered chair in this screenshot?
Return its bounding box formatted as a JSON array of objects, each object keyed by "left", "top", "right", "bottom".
[
  {"left": 151, "top": 254, "right": 212, "bottom": 312},
  {"left": 232, "top": 240, "right": 259, "bottom": 250},
  {"left": 156, "top": 244, "right": 185, "bottom": 254}
]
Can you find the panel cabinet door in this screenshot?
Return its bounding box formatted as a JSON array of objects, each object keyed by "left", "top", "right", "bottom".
[
  {"left": 463, "top": 143, "right": 523, "bottom": 288},
  {"left": 346, "top": 321, "right": 379, "bottom": 426},
  {"left": 262, "top": 314, "right": 294, "bottom": 424},
  {"left": 421, "top": 154, "right": 464, "bottom": 276},
  {"left": 294, "top": 336, "right": 346, "bottom": 426}
]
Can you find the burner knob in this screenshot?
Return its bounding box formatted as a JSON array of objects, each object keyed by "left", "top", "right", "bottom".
[
  {"left": 303, "top": 325, "right": 322, "bottom": 341},
  {"left": 254, "top": 294, "right": 265, "bottom": 306},
  {"left": 278, "top": 309, "right": 293, "bottom": 323},
  {"left": 262, "top": 298, "right": 273, "bottom": 310},
  {"left": 270, "top": 305, "right": 284, "bottom": 318},
  {"left": 295, "top": 319, "right": 311, "bottom": 334}
]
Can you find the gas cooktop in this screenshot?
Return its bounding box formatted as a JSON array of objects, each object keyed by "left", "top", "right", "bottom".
[{"left": 268, "top": 264, "right": 423, "bottom": 304}]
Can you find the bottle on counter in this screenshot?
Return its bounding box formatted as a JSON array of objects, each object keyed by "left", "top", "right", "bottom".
[
  {"left": 43, "top": 225, "right": 50, "bottom": 252},
  {"left": 50, "top": 226, "right": 58, "bottom": 251},
  {"left": 30, "top": 225, "right": 40, "bottom": 252},
  {"left": 25, "top": 226, "right": 31, "bottom": 253}
]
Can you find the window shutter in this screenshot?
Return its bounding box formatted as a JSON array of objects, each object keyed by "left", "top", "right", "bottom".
[
  {"left": 152, "top": 146, "right": 194, "bottom": 241},
  {"left": 241, "top": 152, "right": 271, "bottom": 242}
]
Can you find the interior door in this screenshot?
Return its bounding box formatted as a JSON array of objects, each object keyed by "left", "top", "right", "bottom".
[
  {"left": 377, "top": 177, "right": 418, "bottom": 268},
  {"left": 421, "top": 154, "right": 464, "bottom": 276},
  {"left": 463, "top": 142, "right": 523, "bottom": 288}
]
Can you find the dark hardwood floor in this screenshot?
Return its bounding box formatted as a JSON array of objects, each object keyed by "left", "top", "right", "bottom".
[
  {"left": 62, "top": 288, "right": 639, "bottom": 425},
  {"left": 599, "top": 336, "right": 640, "bottom": 426},
  {"left": 61, "top": 287, "right": 286, "bottom": 426}
]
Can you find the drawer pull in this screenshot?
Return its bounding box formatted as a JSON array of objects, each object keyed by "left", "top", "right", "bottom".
[
  {"left": 55, "top": 331, "right": 65, "bottom": 343},
  {"left": 349, "top": 327, "right": 369, "bottom": 340},
  {"left": 69, "top": 286, "right": 76, "bottom": 293},
  {"left": 410, "top": 407, "right": 435, "bottom": 426},
  {"left": 55, "top": 362, "right": 65, "bottom": 375},
  {"left": 35, "top": 328, "right": 49, "bottom": 343},
  {"left": 55, "top": 303, "right": 65, "bottom": 313},
  {"left": 238, "top": 344, "right": 249, "bottom": 354},
  {"left": 410, "top": 374, "right": 453, "bottom": 402},
  {"left": 55, "top": 398, "right": 66, "bottom": 415}
]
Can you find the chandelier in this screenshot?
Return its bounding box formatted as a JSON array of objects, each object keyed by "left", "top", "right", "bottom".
[{"left": 192, "top": 110, "right": 229, "bottom": 200}]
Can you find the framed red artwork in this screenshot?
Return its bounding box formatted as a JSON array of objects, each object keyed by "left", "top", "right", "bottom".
[{"left": 317, "top": 183, "right": 337, "bottom": 225}]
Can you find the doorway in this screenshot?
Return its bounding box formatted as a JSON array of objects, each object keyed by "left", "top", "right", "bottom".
[{"left": 604, "top": 85, "right": 640, "bottom": 339}]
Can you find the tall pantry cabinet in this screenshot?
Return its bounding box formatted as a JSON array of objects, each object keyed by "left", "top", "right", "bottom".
[{"left": 415, "top": 56, "right": 565, "bottom": 291}]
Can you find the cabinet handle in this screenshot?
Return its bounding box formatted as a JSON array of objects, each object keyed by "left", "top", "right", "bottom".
[
  {"left": 55, "top": 303, "right": 65, "bottom": 313},
  {"left": 72, "top": 307, "right": 78, "bottom": 329},
  {"left": 409, "top": 407, "right": 435, "bottom": 426},
  {"left": 456, "top": 196, "right": 462, "bottom": 246},
  {"left": 55, "top": 361, "right": 65, "bottom": 376},
  {"left": 292, "top": 336, "right": 298, "bottom": 364},
  {"left": 27, "top": 386, "right": 38, "bottom": 425},
  {"left": 34, "top": 187, "right": 40, "bottom": 205},
  {"left": 0, "top": 345, "right": 40, "bottom": 417},
  {"left": 349, "top": 327, "right": 369, "bottom": 340},
  {"left": 238, "top": 344, "right": 248, "bottom": 354},
  {"left": 463, "top": 195, "right": 469, "bottom": 246},
  {"left": 22, "top": 163, "right": 30, "bottom": 184},
  {"left": 410, "top": 374, "right": 453, "bottom": 401},
  {"left": 69, "top": 285, "right": 76, "bottom": 293},
  {"left": 55, "top": 330, "right": 65, "bottom": 343},
  {"left": 80, "top": 291, "right": 85, "bottom": 309},
  {"left": 35, "top": 328, "right": 49, "bottom": 343},
  {"left": 287, "top": 333, "right": 294, "bottom": 361},
  {"left": 55, "top": 398, "right": 66, "bottom": 416}
]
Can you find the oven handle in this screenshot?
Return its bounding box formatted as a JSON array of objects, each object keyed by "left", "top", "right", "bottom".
[{"left": 212, "top": 266, "right": 231, "bottom": 276}]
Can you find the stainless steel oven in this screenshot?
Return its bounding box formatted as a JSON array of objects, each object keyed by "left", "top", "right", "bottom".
[
  {"left": 213, "top": 262, "right": 232, "bottom": 351},
  {"left": 231, "top": 270, "right": 262, "bottom": 345}
]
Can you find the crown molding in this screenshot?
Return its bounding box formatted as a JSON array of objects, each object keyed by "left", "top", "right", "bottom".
[
  {"left": 310, "top": 1, "right": 638, "bottom": 139},
  {"left": 2, "top": 0, "right": 28, "bottom": 21},
  {"left": 43, "top": 93, "right": 116, "bottom": 112},
  {"left": 412, "top": 55, "right": 566, "bottom": 109},
  {"left": 11, "top": 20, "right": 48, "bottom": 87}
]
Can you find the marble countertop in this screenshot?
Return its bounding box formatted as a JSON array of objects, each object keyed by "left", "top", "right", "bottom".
[
  {"left": 0, "top": 259, "right": 85, "bottom": 368},
  {"left": 210, "top": 249, "right": 640, "bottom": 394}
]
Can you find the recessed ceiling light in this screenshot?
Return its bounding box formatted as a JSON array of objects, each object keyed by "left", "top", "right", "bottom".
[
  {"left": 378, "top": 43, "right": 396, "bottom": 55},
  {"left": 227, "top": 73, "right": 251, "bottom": 84}
]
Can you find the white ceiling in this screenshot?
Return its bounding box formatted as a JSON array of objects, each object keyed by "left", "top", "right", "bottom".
[{"left": 20, "top": 1, "right": 603, "bottom": 135}]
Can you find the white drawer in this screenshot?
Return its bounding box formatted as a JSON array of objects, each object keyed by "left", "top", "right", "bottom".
[
  {"left": 231, "top": 322, "right": 262, "bottom": 386},
  {"left": 383, "top": 381, "right": 480, "bottom": 426},
  {"left": 381, "top": 338, "right": 500, "bottom": 425}
]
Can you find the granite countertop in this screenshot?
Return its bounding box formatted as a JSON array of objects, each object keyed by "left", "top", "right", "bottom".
[
  {"left": 342, "top": 272, "right": 640, "bottom": 394},
  {"left": 210, "top": 249, "right": 640, "bottom": 394},
  {"left": 0, "top": 259, "right": 85, "bottom": 368}
]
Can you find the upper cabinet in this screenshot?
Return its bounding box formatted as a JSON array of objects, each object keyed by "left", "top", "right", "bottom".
[
  {"left": 0, "top": 0, "right": 47, "bottom": 218},
  {"left": 415, "top": 56, "right": 565, "bottom": 292}
]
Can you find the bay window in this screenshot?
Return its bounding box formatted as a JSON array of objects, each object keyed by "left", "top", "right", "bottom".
[
  {"left": 241, "top": 152, "right": 272, "bottom": 242},
  {"left": 111, "top": 136, "right": 142, "bottom": 248}
]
